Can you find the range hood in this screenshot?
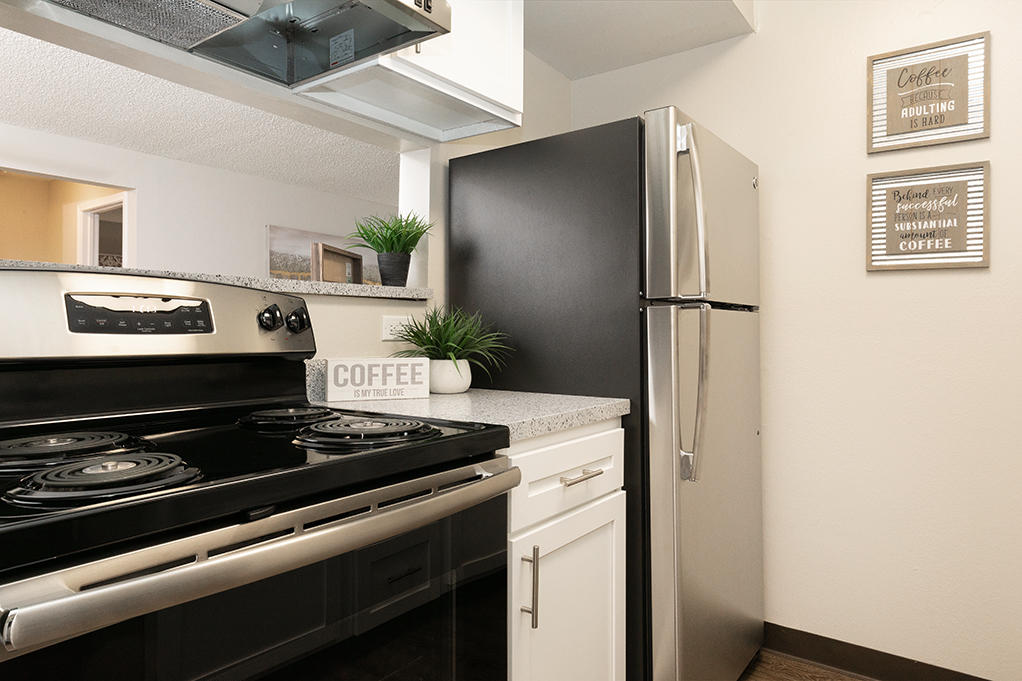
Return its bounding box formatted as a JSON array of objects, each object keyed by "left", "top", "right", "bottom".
[{"left": 44, "top": 0, "right": 451, "bottom": 86}]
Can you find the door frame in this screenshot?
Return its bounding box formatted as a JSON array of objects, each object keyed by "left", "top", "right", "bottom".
[{"left": 75, "top": 192, "right": 136, "bottom": 267}]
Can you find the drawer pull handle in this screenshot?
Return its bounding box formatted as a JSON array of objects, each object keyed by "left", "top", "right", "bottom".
[
  {"left": 559, "top": 468, "right": 604, "bottom": 487},
  {"left": 386, "top": 565, "right": 423, "bottom": 584},
  {"left": 520, "top": 544, "right": 539, "bottom": 629}
]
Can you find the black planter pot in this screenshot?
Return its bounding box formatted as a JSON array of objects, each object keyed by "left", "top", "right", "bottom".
[{"left": 377, "top": 252, "right": 412, "bottom": 287}]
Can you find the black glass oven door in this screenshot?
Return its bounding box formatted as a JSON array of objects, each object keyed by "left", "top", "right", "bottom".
[{"left": 0, "top": 497, "right": 507, "bottom": 681}]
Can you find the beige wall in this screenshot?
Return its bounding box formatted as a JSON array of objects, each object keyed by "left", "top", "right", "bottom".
[
  {"left": 0, "top": 172, "right": 59, "bottom": 262},
  {"left": 304, "top": 294, "right": 425, "bottom": 359},
  {"left": 571, "top": 2, "right": 1020, "bottom": 678}
]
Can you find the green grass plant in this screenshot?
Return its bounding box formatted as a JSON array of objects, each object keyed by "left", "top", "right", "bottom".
[
  {"left": 347, "top": 213, "right": 432, "bottom": 254},
  {"left": 392, "top": 306, "right": 512, "bottom": 378}
]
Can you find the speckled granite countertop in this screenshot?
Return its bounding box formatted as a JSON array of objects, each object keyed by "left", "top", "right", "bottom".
[
  {"left": 0, "top": 260, "right": 431, "bottom": 301},
  {"left": 312, "top": 389, "right": 630, "bottom": 443}
]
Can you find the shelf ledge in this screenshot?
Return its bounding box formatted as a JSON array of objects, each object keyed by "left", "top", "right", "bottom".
[{"left": 0, "top": 260, "right": 432, "bottom": 301}]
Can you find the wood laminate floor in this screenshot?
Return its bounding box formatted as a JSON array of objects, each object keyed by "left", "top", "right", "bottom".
[{"left": 741, "top": 650, "right": 873, "bottom": 681}]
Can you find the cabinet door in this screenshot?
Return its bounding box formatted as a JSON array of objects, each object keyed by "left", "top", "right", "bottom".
[
  {"left": 393, "top": 0, "right": 524, "bottom": 113},
  {"left": 509, "top": 491, "right": 625, "bottom": 681}
]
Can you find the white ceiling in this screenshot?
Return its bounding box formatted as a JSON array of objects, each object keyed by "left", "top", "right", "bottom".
[
  {"left": 0, "top": 27, "right": 399, "bottom": 206},
  {"left": 524, "top": 0, "right": 755, "bottom": 80}
]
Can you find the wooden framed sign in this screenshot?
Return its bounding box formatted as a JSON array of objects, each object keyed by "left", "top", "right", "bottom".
[
  {"left": 867, "top": 161, "right": 989, "bottom": 271},
  {"left": 867, "top": 32, "right": 989, "bottom": 153}
]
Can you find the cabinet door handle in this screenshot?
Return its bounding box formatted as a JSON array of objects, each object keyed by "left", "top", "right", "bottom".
[
  {"left": 559, "top": 468, "right": 604, "bottom": 487},
  {"left": 520, "top": 544, "right": 539, "bottom": 629}
]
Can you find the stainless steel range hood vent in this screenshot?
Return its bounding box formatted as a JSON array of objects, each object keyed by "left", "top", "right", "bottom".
[
  {"left": 45, "top": 0, "right": 244, "bottom": 49},
  {"left": 44, "top": 0, "right": 451, "bottom": 86}
]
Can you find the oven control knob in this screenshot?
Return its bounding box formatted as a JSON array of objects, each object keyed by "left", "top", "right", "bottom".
[
  {"left": 258, "top": 304, "right": 284, "bottom": 331},
  {"left": 286, "top": 306, "right": 311, "bottom": 333}
]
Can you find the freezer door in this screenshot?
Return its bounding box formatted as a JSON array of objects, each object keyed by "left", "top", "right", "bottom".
[
  {"left": 644, "top": 106, "right": 760, "bottom": 306},
  {"left": 647, "top": 304, "right": 763, "bottom": 681}
]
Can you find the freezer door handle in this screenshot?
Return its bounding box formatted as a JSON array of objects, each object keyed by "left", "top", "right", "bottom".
[
  {"left": 677, "top": 123, "right": 709, "bottom": 298},
  {"left": 680, "top": 305, "right": 710, "bottom": 481},
  {"left": 644, "top": 107, "right": 709, "bottom": 299}
]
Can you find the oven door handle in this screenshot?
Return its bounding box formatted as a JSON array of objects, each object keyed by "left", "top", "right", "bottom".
[{"left": 0, "top": 466, "right": 520, "bottom": 660}]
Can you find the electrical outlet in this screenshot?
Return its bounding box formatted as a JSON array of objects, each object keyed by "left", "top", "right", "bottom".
[{"left": 381, "top": 316, "right": 410, "bottom": 342}]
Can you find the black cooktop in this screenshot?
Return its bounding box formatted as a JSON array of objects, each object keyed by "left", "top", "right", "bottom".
[{"left": 0, "top": 401, "right": 509, "bottom": 579}]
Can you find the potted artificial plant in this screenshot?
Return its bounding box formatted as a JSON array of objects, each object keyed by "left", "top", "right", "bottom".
[
  {"left": 348, "top": 212, "right": 432, "bottom": 287},
  {"left": 392, "top": 306, "right": 512, "bottom": 394}
]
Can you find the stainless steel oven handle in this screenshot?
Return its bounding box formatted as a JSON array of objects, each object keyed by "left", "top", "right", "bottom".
[{"left": 0, "top": 467, "right": 520, "bottom": 659}]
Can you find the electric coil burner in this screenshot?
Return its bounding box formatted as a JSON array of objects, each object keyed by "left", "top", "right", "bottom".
[
  {"left": 238, "top": 406, "right": 337, "bottom": 432},
  {"left": 0, "top": 431, "right": 151, "bottom": 479},
  {"left": 294, "top": 416, "right": 442, "bottom": 452},
  {"left": 0, "top": 269, "right": 515, "bottom": 681},
  {"left": 4, "top": 452, "right": 202, "bottom": 509}
]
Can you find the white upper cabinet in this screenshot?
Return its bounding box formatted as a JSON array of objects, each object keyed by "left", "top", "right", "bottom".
[{"left": 294, "top": 0, "right": 523, "bottom": 142}]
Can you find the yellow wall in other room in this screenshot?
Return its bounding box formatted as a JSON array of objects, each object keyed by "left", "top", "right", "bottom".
[
  {"left": 0, "top": 170, "right": 123, "bottom": 264},
  {"left": 0, "top": 172, "right": 59, "bottom": 262}
]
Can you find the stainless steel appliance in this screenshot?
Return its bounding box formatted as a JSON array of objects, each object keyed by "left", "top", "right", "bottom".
[
  {"left": 40, "top": 0, "right": 451, "bottom": 86},
  {"left": 449, "top": 105, "right": 763, "bottom": 681},
  {"left": 0, "top": 268, "right": 517, "bottom": 680}
]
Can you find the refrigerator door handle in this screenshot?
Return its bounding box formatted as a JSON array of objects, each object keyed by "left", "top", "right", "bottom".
[
  {"left": 680, "top": 304, "right": 710, "bottom": 482},
  {"left": 676, "top": 123, "right": 709, "bottom": 299},
  {"left": 645, "top": 106, "right": 710, "bottom": 300}
]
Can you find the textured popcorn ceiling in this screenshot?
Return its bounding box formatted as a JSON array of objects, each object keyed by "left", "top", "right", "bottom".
[{"left": 0, "top": 27, "right": 399, "bottom": 205}]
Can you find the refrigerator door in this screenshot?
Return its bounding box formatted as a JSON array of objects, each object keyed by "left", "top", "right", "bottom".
[
  {"left": 647, "top": 304, "right": 763, "bottom": 681},
  {"left": 644, "top": 106, "right": 760, "bottom": 306}
]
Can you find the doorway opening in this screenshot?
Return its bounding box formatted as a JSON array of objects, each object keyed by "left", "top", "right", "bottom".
[{"left": 77, "top": 194, "right": 129, "bottom": 267}]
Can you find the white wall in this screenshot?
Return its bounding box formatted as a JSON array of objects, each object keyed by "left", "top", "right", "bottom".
[
  {"left": 571, "top": 2, "right": 1021, "bottom": 679},
  {"left": 0, "top": 123, "right": 395, "bottom": 277},
  {"left": 0, "top": 122, "right": 408, "bottom": 356}
]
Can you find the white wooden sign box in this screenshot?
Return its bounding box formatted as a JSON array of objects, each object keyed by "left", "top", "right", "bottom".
[{"left": 325, "top": 358, "right": 429, "bottom": 401}]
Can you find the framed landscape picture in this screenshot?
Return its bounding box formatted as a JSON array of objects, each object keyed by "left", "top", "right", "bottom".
[{"left": 267, "top": 225, "right": 381, "bottom": 284}]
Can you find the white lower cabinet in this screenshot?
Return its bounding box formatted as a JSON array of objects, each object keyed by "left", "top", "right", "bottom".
[{"left": 506, "top": 419, "right": 626, "bottom": 681}]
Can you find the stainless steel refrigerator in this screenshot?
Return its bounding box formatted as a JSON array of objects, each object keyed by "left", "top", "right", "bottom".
[{"left": 449, "top": 105, "right": 763, "bottom": 681}]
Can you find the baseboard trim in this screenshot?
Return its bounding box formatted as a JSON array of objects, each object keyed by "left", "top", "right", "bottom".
[{"left": 763, "top": 623, "right": 991, "bottom": 681}]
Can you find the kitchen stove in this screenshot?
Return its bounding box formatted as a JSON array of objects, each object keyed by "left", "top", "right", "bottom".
[
  {"left": 0, "top": 269, "right": 517, "bottom": 680},
  {"left": 0, "top": 400, "right": 506, "bottom": 575}
]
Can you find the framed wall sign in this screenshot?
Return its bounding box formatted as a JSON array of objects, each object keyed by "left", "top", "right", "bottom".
[
  {"left": 867, "top": 161, "right": 989, "bottom": 271},
  {"left": 867, "top": 32, "right": 989, "bottom": 153}
]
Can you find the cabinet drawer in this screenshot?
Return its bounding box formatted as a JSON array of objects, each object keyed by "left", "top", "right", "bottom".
[{"left": 508, "top": 427, "right": 623, "bottom": 533}]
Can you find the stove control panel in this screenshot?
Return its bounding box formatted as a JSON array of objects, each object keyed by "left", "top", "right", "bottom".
[{"left": 65, "top": 294, "right": 214, "bottom": 335}]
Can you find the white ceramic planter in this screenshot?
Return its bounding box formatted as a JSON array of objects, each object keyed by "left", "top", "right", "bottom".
[{"left": 429, "top": 359, "right": 472, "bottom": 394}]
